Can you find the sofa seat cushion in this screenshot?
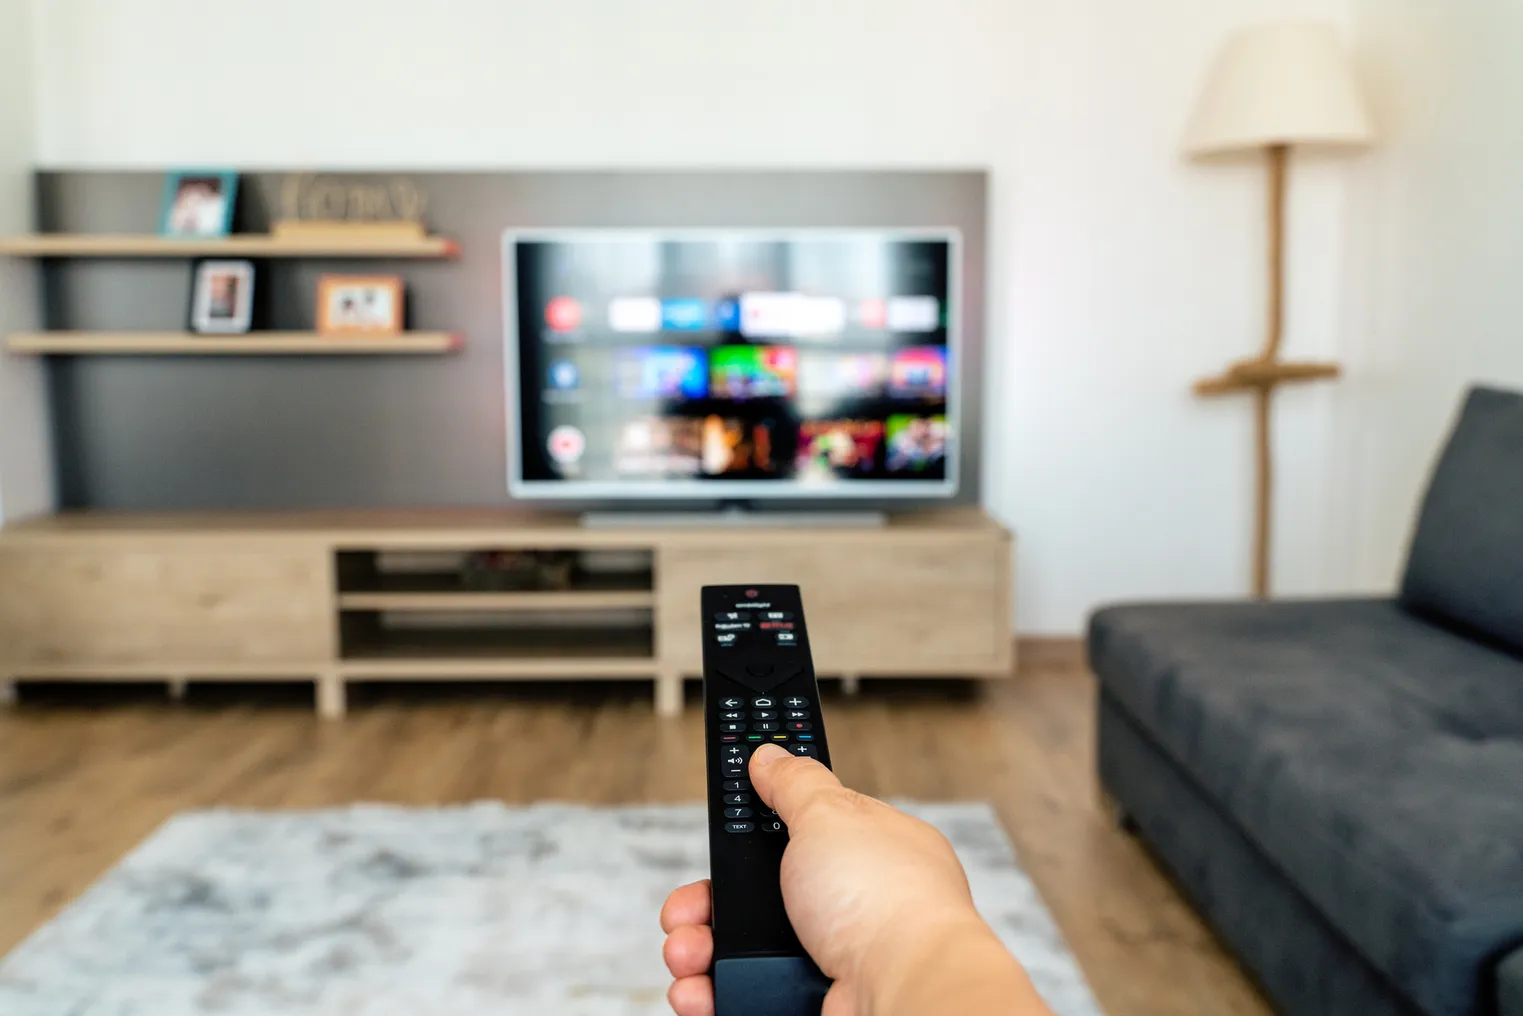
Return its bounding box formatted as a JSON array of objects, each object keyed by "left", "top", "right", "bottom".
[{"left": 1089, "top": 599, "right": 1523, "bottom": 1016}]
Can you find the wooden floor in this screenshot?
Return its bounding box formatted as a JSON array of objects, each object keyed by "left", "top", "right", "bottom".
[{"left": 0, "top": 659, "right": 1272, "bottom": 1016}]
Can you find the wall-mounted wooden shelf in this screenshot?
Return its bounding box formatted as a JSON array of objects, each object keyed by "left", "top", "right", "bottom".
[
  {"left": 0, "top": 234, "right": 458, "bottom": 259},
  {"left": 6, "top": 332, "right": 462, "bottom": 355}
]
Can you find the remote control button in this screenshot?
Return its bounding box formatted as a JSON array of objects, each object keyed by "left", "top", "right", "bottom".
[
  {"left": 721, "top": 710, "right": 744, "bottom": 721},
  {"left": 725, "top": 822, "right": 755, "bottom": 834},
  {"left": 776, "top": 633, "right": 797, "bottom": 644},
  {"left": 720, "top": 744, "right": 750, "bottom": 777},
  {"left": 721, "top": 734, "right": 739, "bottom": 743},
  {"left": 746, "top": 661, "right": 774, "bottom": 678},
  {"left": 787, "top": 721, "right": 812, "bottom": 732},
  {"left": 761, "top": 818, "right": 786, "bottom": 833},
  {"left": 714, "top": 611, "right": 752, "bottom": 622},
  {"left": 723, "top": 780, "right": 748, "bottom": 792},
  {"left": 751, "top": 710, "right": 777, "bottom": 721},
  {"left": 784, "top": 696, "right": 810, "bottom": 708},
  {"left": 794, "top": 733, "right": 815, "bottom": 741},
  {"left": 787, "top": 743, "right": 820, "bottom": 759},
  {"left": 763, "top": 611, "right": 795, "bottom": 620},
  {"left": 723, "top": 793, "right": 751, "bottom": 805},
  {"left": 720, "top": 722, "right": 746, "bottom": 733},
  {"left": 750, "top": 697, "right": 776, "bottom": 709},
  {"left": 785, "top": 709, "right": 809, "bottom": 720},
  {"left": 752, "top": 721, "right": 779, "bottom": 732},
  {"left": 771, "top": 734, "right": 789, "bottom": 742},
  {"left": 716, "top": 633, "right": 738, "bottom": 645},
  {"left": 745, "top": 733, "right": 764, "bottom": 742},
  {"left": 724, "top": 807, "right": 752, "bottom": 819},
  {"left": 720, "top": 698, "right": 744, "bottom": 710},
  {"left": 714, "top": 622, "right": 751, "bottom": 632}
]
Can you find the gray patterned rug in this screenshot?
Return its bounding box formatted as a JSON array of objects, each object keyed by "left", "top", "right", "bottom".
[{"left": 0, "top": 803, "right": 1101, "bottom": 1016}]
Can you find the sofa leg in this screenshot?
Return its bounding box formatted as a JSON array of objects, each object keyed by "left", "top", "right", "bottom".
[{"left": 1098, "top": 786, "right": 1139, "bottom": 833}]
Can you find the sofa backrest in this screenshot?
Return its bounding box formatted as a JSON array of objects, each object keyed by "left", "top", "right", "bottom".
[{"left": 1400, "top": 385, "right": 1523, "bottom": 653}]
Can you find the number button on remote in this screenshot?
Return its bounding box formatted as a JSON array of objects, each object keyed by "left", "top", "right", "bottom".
[
  {"left": 723, "top": 780, "right": 748, "bottom": 792},
  {"left": 761, "top": 818, "right": 786, "bottom": 833},
  {"left": 724, "top": 807, "right": 752, "bottom": 819},
  {"left": 723, "top": 793, "right": 751, "bottom": 805}
]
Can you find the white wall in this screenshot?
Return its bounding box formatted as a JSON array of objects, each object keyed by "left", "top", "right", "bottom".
[
  {"left": 28, "top": 0, "right": 1356, "bottom": 633},
  {"left": 0, "top": 0, "right": 53, "bottom": 522},
  {"left": 1332, "top": 0, "right": 1523, "bottom": 590}
]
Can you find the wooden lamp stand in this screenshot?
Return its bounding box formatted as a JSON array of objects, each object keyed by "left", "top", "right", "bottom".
[
  {"left": 1184, "top": 24, "right": 1374, "bottom": 599},
  {"left": 1193, "top": 144, "right": 1340, "bottom": 598}
]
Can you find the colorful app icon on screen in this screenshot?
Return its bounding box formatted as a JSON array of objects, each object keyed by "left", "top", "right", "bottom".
[
  {"left": 545, "top": 296, "right": 582, "bottom": 333},
  {"left": 711, "top": 346, "right": 798, "bottom": 399},
  {"left": 885, "top": 415, "right": 948, "bottom": 472},
  {"left": 608, "top": 297, "right": 662, "bottom": 333},
  {"left": 887, "top": 296, "right": 940, "bottom": 333},
  {"left": 857, "top": 298, "right": 888, "bottom": 329},
  {"left": 702, "top": 416, "right": 776, "bottom": 475},
  {"left": 547, "top": 425, "right": 586, "bottom": 466},
  {"left": 889, "top": 347, "right": 948, "bottom": 397},
  {"left": 547, "top": 361, "right": 580, "bottom": 391},
  {"left": 661, "top": 298, "right": 709, "bottom": 332},
  {"left": 715, "top": 298, "right": 741, "bottom": 333},
  {"left": 616, "top": 347, "right": 709, "bottom": 399},
  {"left": 796, "top": 419, "right": 885, "bottom": 479},
  {"left": 616, "top": 417, "right": 703, "bottom": 476},
  {"left": 800, "top": 352, "right": 888, "bottom": 398}
]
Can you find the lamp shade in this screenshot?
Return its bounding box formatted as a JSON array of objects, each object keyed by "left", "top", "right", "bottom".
[{"left": 1185, "top": 23, "right": 1374, "bottom": 156}]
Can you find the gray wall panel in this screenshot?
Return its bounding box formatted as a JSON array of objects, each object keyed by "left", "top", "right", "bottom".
[{"left": 38, "top": 171, "right": 987, "bottom": 511}]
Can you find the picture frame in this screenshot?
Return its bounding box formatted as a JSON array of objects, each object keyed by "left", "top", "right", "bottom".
[
  {"left": 159, "top": 170, "right": 240, "bottom": 238},
  {"left": 316, "top": 275, "right": 406, "bottom": 336},
  {"left": 188, "top": 259, "right": 256, "bottom": 335}
]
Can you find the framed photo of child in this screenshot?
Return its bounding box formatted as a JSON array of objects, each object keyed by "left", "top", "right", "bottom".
[
  {"left": 316, "top": 275, "right": 405, "bottom": 336},
  {"left": 188, "top": 259, "right": 256, "bottom": 334},
  {"left": 160, "top": 171, "right": 239, "bottom": 238}
]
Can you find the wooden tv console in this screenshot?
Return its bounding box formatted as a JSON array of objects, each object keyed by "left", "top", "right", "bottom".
[{"left": 0, "top": 509, "right": 1014, "bottom": 718}]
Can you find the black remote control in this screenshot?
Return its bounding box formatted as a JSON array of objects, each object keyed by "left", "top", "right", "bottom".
[{"left": 703, "top": 584, "right": 833, "bottom": 1016}]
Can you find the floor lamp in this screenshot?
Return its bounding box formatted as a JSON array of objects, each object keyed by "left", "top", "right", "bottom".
[{"left": 1185, "top": 23, "right": 1374, "bottom": 598}]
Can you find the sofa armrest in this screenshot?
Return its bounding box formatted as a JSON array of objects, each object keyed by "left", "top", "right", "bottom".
[{"left": 1499, "top": 945, "right": 1523, "bottom": 1016}]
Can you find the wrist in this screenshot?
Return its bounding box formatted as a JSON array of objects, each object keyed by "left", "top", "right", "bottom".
[{"left": 860, "top": 909, "right": 1026, "bottom": 1016}]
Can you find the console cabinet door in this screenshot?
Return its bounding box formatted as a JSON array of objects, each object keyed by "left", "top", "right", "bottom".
[
  {"left": 657, "top": 538, "right": 1011, "bottom": 676},
  {"left": 0, "top": 542, "right": 332, "bottom": 668}
]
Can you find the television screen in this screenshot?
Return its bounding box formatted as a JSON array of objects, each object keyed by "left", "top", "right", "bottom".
[{"left": 505, "top": 230, "right": 959, "bottom": 499}]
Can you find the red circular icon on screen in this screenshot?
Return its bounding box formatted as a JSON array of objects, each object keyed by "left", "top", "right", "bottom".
[
  {"left": 746, "top": 589, "right": 759, "bottom": 597},
  {"left": 545, "top": 296, "right": 582, "bottom": 332}
]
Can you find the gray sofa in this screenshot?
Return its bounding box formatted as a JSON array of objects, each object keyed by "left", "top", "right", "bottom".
[{"left": 1089, "top": 386, "right": 1523, "bottom": 1016}]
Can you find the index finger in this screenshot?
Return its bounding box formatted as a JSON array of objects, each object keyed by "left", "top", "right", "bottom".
[{"left": 749, "top": 743, "right": 845, "bottom": 826}]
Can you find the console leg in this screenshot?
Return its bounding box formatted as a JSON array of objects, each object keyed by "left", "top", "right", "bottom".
[
  {"left": 317, "top": 673, "right": 347, "bottom": 720},
  {"left": 655, "top": 672, "right": 683, "bottom": 717},
  {"left": 167, "top": 677, "right": 188, "bottom": 701},
  {"left": 0, "top": 679, "right": 15, "bottom": 706},
  {"left": 841, "top": 674, "right": 861, "bottom": 696}
]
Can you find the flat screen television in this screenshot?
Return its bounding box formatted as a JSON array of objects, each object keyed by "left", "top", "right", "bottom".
[{"left": 504, "top": 229, "right": 960, "bottom": 501}]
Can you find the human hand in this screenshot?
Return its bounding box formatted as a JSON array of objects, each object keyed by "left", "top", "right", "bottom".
[{"left": 660, "top": 743, "right": 1046, "bottom": 1016}]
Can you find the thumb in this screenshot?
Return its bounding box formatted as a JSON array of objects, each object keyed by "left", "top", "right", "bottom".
[{"left": 749, "top": 744, "right": 844, "bottom": 826}]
